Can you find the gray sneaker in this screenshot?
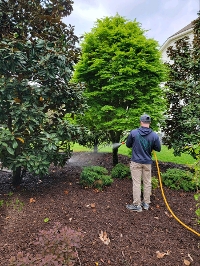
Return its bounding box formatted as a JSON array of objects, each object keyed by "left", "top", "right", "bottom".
[
  {"left": 142, "top": 202, "right": 149, "bottom": 210},
  {"left": 126, "top": 204, "right": 142, "bottom": 212}
]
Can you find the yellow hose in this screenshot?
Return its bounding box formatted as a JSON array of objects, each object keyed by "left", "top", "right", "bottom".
[{"left": 153, "top": 151, "right": 200, "bottom": 237}]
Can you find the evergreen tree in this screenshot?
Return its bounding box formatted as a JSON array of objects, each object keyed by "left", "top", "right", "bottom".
[
  {"left": 163, "top": 14, "right": 200, "bottom": 158},
  {"left": 0, "top": 0, "right": 86, "bottom": 186}
]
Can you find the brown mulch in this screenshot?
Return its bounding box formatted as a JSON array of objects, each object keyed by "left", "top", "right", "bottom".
[{"left": 0, "top": 152, "right": 199, "bottom": 266}]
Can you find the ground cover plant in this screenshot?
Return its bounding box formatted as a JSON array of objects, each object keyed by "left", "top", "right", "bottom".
[
  {"left": 0, "top": 152, "right": 199, "bottom": 266},
  {"left": 9, "top": 222, "right": 82, "bottom": 266}
]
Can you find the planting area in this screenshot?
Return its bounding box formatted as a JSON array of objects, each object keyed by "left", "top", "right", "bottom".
[{"left": 0, "top": 152, "right": 199, "bottom": 265}]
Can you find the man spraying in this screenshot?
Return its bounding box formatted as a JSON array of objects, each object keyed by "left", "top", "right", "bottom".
[{"left": 126, "top": 114, "right": 161, "bottom": 212}]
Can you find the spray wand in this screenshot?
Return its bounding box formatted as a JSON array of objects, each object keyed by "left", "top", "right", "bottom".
[{"left": 113, "top": 141, "right": 125, "bottom": 149}]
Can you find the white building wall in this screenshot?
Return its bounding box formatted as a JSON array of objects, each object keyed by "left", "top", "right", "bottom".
[{"left": 160, "top": 29, "right": 194, "bottom": 63}]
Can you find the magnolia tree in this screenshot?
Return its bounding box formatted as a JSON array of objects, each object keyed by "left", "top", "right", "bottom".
[
  {"left": 0, "top": 0, "right": 86, "bottom": 186},
  {"left": 73, "top": 14, "right": 167, "bottom": 165},
  {"left": 163, "top": 14, "right": 200, "bottom": 159}
]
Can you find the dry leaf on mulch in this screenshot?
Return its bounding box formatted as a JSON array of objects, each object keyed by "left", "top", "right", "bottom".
[
  {"left": 99, "top": 230, "right": 110, "bottom": 245},
  {"left": 156, "top": 250, "right": 170, "bottom": 258}
]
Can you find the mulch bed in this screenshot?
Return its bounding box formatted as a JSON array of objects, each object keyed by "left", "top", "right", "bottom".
[{"left": 0, "top": 152, "right": 199, "bottom": 266}]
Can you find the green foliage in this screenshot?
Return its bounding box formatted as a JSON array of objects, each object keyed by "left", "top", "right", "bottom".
[
  {"left": 185, "top": 143, "right": 200, "bottom": 186},
  {"left": 151, "top": 177, "right": 159, "bottom": 189},
  {"left": 80, "top": 166, "right": 113, "bottom": 190},
  {"left": 163, "top": 15, "right": 200, "bottom": 159},
  {"left": 194, "top": 193, "right": 200, "bottom": 224},
  {"left": 13, "top": 198, "right": 24, "bottom": 211},
  {"left": 187, "top": 143, "right": 200, "bottom": 223},
  {"left": 0, "top": 0, "right": 87, "bottom": 186},
  {"left": 73, "top": 14, "right": 167, "bottom": 164},
  {"left": 111, "top": 163, "right": 131, "bottom": 179},
  {"left": 0, "top": 192, "right": 23, "bottom": 211},
  {"left": 161, "top": 168, "right": 196, "bottom": 191},
  {"left": 9, "top": 222, "right": 82, "bottom": 266},
  {"left": 0, "top": 200, "right": 4, "bottom": 207}
]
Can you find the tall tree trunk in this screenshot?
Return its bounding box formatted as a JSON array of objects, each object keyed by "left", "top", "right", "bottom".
[
  {"left": 112, "top": 147, "right": 119, "bottom": 166},
  {"left": 110, "top": 130, "right": 122, "bottom": 166},
  {"left": 93, "top": 137, "right": 99, "bottom": 153},
  {"left": 7, "top": 114, "right": 23, "bottom": 187},
  {"left": 12, "top": 166, "right": 22, "bottom": 187}
]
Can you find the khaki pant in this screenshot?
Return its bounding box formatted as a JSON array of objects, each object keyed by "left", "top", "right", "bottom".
[{"left": 130, "top": 161, "right": 152, "bottom": 206}]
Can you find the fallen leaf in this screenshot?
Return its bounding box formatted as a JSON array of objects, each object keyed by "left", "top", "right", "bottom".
[
  {"left": 184, "top": 259, "right": 191, "bottom": 265},
  {"left": 99, "top": 230, "right": 110, "bottom": 245},
  {"left": 164, "top": 211, "right": 172, "bottom": 218},
  {"left": 156, "top": 250, "right": 170, "bottom": 258},
  {"left": 64, "top": 190, "right": 69, "bottom": 195},
  {"left": 188, "top": 253, "right": 193, "bottom": 262},
  {"left": 90, "top": 203, "right": 96, "bottom": 208},
  {"left": 16, "top": 137, "right": 24, "bottom": 143},
  {"left": 29, "top": 198, "right": 36, "bottom": 203},
  {"left": 44, "top": 217, "right": 50, "bottom": 223}
]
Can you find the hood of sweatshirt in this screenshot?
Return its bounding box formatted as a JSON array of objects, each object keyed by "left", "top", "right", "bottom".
[{"left": 137, "top": 126, "right": 152, "bottom": 136}]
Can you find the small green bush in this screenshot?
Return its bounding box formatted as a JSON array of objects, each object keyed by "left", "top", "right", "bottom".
[
  {"left": 151, "top": 177, "right": 159, "bottom": 189},
  {"left": 80, "top": 166, "right": 113, "bottom": 190},
  {"left": 111, "top": 163, "right": 131, "bottom": 179},
  {"left": 161, "top": 168, "right": 196, "bottom": 191}
]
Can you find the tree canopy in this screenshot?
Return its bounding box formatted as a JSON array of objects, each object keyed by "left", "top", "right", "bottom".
[
  {"left": 73, "top": 14, "right": 167, "bottom": 164},
  {"left": 0, "top": 0, "right": 86, "bottom": 186},
  {"left": 162, "top": 14, "right": 200, "bottom": 158}
]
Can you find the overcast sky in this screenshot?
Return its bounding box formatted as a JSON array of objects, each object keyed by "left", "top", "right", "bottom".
[{"left": 63, "top": 0, "right": 199, "bottom": 47}]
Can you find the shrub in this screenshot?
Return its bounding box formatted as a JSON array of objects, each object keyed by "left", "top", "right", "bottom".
[
  {"left": 151, "top": 177, "right": 159, "bottom": 189},
  {"left": 161, "top": 168, "right": 196, "bottom": 191},
  {"left": 80, "top": 166, "right": 113, "bottom": 190},
  {"left": 111, "top": 163, "right": 131, "bottom": 179},
  {"left": 9, "top": 222, "right": 82, "bottom": 266}
]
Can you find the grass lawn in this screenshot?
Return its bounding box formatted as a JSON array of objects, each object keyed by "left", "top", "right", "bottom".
[{"left": 71, "top": 143, "right": 196, "bottom": 165}]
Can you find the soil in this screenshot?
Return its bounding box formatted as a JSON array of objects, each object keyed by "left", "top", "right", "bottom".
[{"left": 0, "top": 152, "right": 199, "bottom": 266}]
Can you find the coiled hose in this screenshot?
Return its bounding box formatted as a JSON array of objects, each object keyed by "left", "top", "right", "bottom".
[{"left": 153, "top": 151, "right": 200, "bottom": 237}]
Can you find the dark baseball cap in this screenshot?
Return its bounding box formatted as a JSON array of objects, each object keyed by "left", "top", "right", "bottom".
[{"left": 140, "top": 114, "right": 151, "bottom": 123}]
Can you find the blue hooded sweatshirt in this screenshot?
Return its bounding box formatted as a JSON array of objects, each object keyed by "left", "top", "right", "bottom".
[{"left": 126, "top": 126, "right": 161, "bottom": 164}]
